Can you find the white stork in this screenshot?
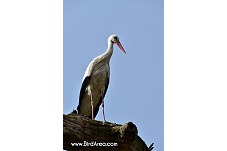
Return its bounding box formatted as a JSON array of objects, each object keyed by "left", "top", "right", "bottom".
[{"left": 77, "top": 34, "right": 126, "bottom": 122}]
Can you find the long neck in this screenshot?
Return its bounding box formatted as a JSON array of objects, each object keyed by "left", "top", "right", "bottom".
[{"left": 101, "top": 40, "right": 114, "bottom": 62}]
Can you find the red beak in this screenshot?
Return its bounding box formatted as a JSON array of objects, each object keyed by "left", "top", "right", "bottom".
[{"left": 116, "top": 41, "right": 126, "bottom": 54}]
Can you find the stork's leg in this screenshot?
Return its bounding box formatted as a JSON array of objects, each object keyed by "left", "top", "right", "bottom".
[
  {"left": 89, "top": 89, "right": 94, "bottom": 120},
  {"left": 102, "top": 96, "right": 106, "bottom": 122}
]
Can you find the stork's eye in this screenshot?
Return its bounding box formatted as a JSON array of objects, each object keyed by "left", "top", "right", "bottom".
[{"left": 114, "top": 37, "right": 118, "bottom": 41}]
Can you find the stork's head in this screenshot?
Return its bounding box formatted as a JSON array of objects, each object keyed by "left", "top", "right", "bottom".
[{"left": 108, "top": 34, "right": 126, "bottom": 54}]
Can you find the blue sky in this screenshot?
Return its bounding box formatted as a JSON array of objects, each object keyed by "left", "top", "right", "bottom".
[{"left": 63, "top": 1, "right": 163, "bottom": 151}]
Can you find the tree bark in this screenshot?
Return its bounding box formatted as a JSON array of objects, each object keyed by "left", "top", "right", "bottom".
[{"left": 63, "top": 112, "right": 151, "bottom": 151}]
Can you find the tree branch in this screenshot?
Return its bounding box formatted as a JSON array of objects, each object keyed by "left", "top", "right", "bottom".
[{"left": 63, "top": 112, "right": 151, "bottom": 151}]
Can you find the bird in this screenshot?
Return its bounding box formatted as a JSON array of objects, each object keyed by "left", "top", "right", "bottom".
[{"left": 77, "top": 34, "right": 126, "bottom": 122}]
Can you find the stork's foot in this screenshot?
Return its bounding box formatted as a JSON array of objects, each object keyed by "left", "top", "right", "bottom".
[{"left": 102, "top": 120, "right": 107, "bottom": 125}]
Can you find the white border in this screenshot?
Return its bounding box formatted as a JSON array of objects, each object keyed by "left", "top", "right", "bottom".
[
  {"left": 0, "top": 0, "right": 62, "bottom": 150},
  {"left": 165, "top": 0, "right": 227, "bottom": 150}
]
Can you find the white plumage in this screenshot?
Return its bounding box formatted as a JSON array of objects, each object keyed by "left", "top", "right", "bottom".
[{"left": 77, "top": 34, "right": 126, "bottom": 122}]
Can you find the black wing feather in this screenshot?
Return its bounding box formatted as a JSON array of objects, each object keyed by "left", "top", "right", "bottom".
[
  {"left": 77, "top": 76, "right": 90, "bottom": 113},
  {"left": 92, "top": 77, "right": 109, "bottom": 118}
]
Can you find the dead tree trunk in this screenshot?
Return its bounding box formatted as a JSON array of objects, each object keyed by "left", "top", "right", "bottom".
[{"left": 63, "top": 112, "right": 151, "bottom": 151}]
